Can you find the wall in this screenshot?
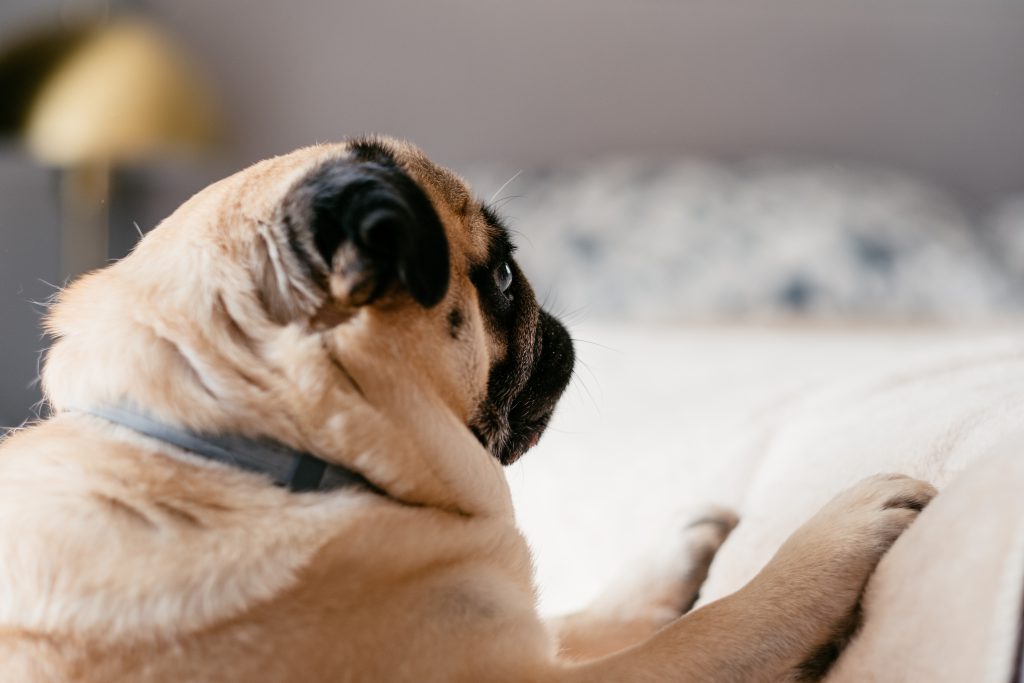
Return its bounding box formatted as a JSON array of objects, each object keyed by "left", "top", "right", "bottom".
[
  {"left": 148, "top": 0, "right": 1024, "bottom": 202},
  {"left": 1, "top": 0, "right": 1023, "bottom": 426}
]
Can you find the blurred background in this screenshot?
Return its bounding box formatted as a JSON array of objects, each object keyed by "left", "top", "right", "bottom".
[
  {"left": 3, "top": 0, "right": 1024, "bottom": 622},
  {"left": 2, "top": 0, "right": 1023, "bottom": 428}
]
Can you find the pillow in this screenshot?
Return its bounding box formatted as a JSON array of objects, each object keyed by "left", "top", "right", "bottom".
[
  {"left": 987, "top": 195, "right": 1024, "bottom": 281},
  {"left": 465, "top": 158, "right": 1021, "bottom": 320}
]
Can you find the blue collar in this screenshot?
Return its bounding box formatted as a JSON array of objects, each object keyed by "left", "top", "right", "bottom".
[{"left": 80, "top": 404, "right": 381, "bottom": 494}]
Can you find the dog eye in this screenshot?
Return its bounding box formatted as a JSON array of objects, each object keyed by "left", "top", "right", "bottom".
[{"left": 494, "top": 262, "right": 513, "bottom": 294}]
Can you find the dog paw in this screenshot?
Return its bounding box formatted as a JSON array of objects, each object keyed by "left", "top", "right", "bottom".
[
  {"left": 551, "top": 506, "right": 739, "bottom": 661},
  {"left": 590, "top": 505, "right": 740, "bottom": 623},
  {"left": 670, "top": 506, "right": 740, "bottom": 614},
  {"left": 759, "top": 474, "right": 936, "bottom": 678},
  {"left": 799, "top": 473, "right": 936, "bottom": 569}
]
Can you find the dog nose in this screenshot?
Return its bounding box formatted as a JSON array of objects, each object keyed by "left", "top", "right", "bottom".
[{"left": 538, "top": 310, "right": 575, "bottom": 372}]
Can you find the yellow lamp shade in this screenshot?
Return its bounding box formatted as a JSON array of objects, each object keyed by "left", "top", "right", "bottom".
[{"left": 24, "top": 19, "right": 218, "bottom": 166}]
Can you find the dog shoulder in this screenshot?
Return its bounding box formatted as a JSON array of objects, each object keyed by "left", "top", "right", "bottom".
[
  {"left": 0, "top": 418, "right": 361, "bottom": 640},
  {"left": 0, "top": 418, "right": 543, "bottom": 667}
]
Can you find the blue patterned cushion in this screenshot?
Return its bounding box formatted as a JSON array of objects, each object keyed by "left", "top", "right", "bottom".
[
  {"left": 465, "top": 158, "right": 1021, "bottom": 320},
  {"left": 988, "top": 196, "right": 1024, "bottom": 281}
]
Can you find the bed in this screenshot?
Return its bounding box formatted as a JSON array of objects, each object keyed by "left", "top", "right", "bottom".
[{"left": 469, "top": 157, "right": 1024, "bottom": 680}]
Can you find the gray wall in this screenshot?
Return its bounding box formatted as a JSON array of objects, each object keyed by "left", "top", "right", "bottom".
[
  {"left": 2, "top": 0, "right": 1023, "bottom": 427},
  {"left": 0, "top": 154, "right": 58, "bottom": 427},
  {"left": 149, "top": 0, "right": 1024, "bottom": 202}
]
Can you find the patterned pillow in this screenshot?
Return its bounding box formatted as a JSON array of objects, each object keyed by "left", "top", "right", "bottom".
[
  {"left": 464, "top": 158, "right": 1021, "bottom": 320},
  {"left": 987, "top": 196, "right": 1024, "bottom": 281}
]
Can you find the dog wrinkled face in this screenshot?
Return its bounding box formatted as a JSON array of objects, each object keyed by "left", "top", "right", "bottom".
[
  {"left": 463, "top": 208, "right": 576, "bottom": 465},
  {"left": 280, "top": 138, "right": 574, "bottom": 466}
]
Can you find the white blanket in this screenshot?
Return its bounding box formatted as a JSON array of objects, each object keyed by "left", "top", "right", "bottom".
[{"left": 509, "top": 323, "right": 1024, "bottom": 678}]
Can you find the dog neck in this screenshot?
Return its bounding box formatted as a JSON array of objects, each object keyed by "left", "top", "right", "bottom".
[
  {"left": 78, "top": 404, "right": 383, "bottom": 495},
  {"left": 38, "top": 157, "right": 517, "bottom": 520},
  {"left": 42, "top": 259, "right": 514, "bottom": 520}
]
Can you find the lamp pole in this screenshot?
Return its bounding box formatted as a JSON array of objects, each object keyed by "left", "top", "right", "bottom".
[{"left": 58, "top": 161, "right": 109, "bottom": 281}]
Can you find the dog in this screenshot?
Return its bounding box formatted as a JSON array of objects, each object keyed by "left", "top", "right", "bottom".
[{"left": 0, "top": 137, "right": 935, "bottom": 682}]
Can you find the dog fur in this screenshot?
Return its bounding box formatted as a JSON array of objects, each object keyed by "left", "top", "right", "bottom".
[{"left": 0, "top": 137, "right": 934, "bottom": 682}]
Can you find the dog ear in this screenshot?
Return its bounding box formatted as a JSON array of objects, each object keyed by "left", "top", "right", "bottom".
[{"left": 288, "top": 157, "right": 450, "bottom": 313}]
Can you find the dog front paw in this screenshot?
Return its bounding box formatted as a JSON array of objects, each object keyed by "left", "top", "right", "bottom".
[
  {"left": 758, "top": 474, "right": 936, "bottom": 679},
  {"left": 552, "top": 505, "right": 739, "bottom": 662},
  {"left": 670, "top": 506, "right": 740, "bottom": 615},
  {"left": 591, "top": 505, "right": 739, "bottom": 624},
  {"left": 797, "top": 473, "right": 936, "bottom": 571}
]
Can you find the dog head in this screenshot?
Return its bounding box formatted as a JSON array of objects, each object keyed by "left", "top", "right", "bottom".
[
  {"left": 269, "top": 137, "right": 575, "bottom": 466},
  {"left": 44, "top": 138, "right": 574, "bottom": 501}
]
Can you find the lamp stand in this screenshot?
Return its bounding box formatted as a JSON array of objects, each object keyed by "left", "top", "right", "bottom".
[{"left": 58, "top": 161, "right": 109, "bottom": 282}]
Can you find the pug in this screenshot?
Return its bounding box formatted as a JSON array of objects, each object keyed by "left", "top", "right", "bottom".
[{"left": 0, "top": 137, "right": 935, "bottom": 682}]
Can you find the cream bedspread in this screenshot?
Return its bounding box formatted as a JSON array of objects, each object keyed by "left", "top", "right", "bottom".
[{"left": 508, "top": 322, "right": 1024, "bottom": 680}]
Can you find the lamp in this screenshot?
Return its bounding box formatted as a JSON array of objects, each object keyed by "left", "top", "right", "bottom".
[{"left": 0, "top": 17, "right": 218, "bottom": 280}]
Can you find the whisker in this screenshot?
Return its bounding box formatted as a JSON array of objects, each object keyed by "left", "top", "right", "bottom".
[
  {"left": 545, "top": 426, "right": 588, "bottom": 435},
  {"left": 488, "top": 170, "right": 523, "bottom": 205},
  {"left": 492, "top": 194, "right": 524, "bottom": 210},
  {"left": 573, "top": 359, "right": 604, "bottom": 400},
  {"left": 543, "top": 290, "right": 568, "bottom": 319},
  {"left": 505, "top": 226, "right": 534, "bottom": 250},
  {"left": 572, "top": 337, "right": 623, "bottom": 354},
  {"left": 540, "top": 283, "right": 556, "bottom": 311},
  {"left": 559, "top": 303, "right": 591, "bottom": 322},
  {"left": 570, "top": 370, "right": 601, "bottom": 416}
]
